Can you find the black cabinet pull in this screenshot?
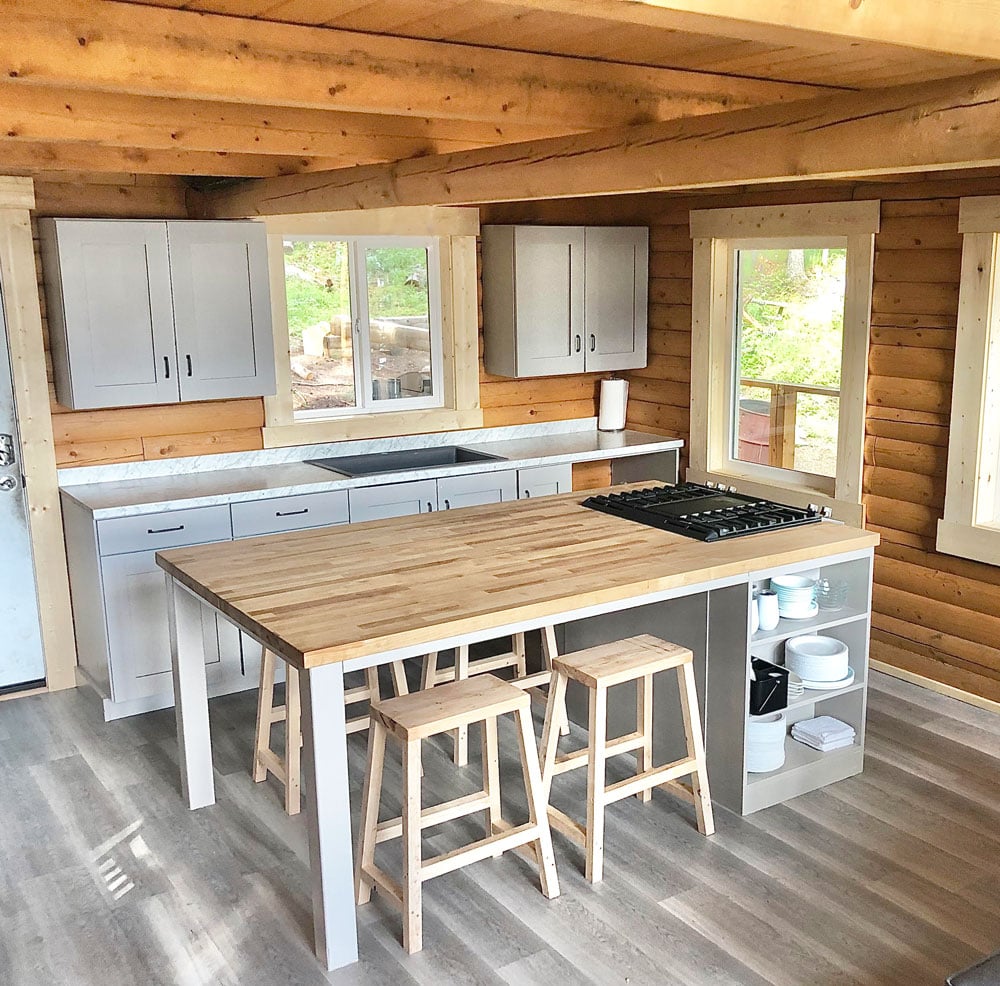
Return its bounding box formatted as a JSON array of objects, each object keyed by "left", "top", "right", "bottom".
[
  {"left": 574, "top": 334, "right": 581, "bottom": 353},
  {"left": 148, "top": 524, "right": 185, "bottom": 534},
  {"left": 524, "top": 490, "right": 531, "bottom": 498},
  {"left": 444, "top": 499, "right": 451, "bottom": 509},
  {"left": 186, "top": 354, "right": 193, "bottom": 376},
  {"left": 590, "top": 333, "right": 596, "bottom": 352},
  {"left": 426, "top": 501, "right": 434, "bottom": 512},
  {"left": 163, "top": 356, "right": 170, "bottom": 379},
  {"left": 275, "top": 508, "right": 308, "bottom": 517}
]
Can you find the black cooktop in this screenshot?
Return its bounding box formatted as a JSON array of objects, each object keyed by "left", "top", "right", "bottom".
[{"left": 581, "top": 482, "right": 825, "bottom": 542}]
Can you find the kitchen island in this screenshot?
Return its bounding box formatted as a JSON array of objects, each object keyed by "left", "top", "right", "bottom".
[{"left": 157, "top": 485, "right": 878, "bottom": 971}]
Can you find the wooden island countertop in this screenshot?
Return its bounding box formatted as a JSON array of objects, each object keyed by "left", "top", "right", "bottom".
[{"left": 157, "top": 486, "right": 879, "bottom": 671}]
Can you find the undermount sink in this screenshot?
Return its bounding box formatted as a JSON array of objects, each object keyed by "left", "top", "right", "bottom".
[{"left": 305, "top": 446, "right": 506, "bottom": 478}]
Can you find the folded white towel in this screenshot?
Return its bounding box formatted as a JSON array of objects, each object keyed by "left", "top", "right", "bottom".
[
  {"left": 791, "top": 733, "right": 855, "bottom": 753},
  {"left": 791, "top": 715, "right": 855, "bottom": 744}
]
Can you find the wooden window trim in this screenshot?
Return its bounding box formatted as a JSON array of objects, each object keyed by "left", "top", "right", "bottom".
[
  {"left": 938, "top": 196, "right": 1000, "bottom": 565},
  {"left": 261, "top": 207, "right": 483, "bottom": 447},
  {"left": 689, "top": 202, "right": 879, "bottom": 526}
]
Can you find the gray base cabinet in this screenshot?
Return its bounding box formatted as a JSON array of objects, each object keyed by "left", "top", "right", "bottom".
[
  {"left": 482, "top": 224, "right": 648, "bottom": 378},
  {"left": 40, "top": 218, "right": 275, "bottom": 410}
]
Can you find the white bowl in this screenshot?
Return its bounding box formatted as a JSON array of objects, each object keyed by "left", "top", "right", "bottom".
[{"left": 770, "top": 575, "right": 818, "bottom": 592}]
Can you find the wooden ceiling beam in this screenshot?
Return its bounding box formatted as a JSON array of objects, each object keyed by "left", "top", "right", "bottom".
[
  {"left": 0, "top": 85, "right": 561, "bottom": 165},
  {"left": 201, "top": 70, "right": 1000, "bottom": 218},
  {"left": 0, "top": 0, "right": 835, "bottom": 132},
  {"left": 478, "top": 0, "right": 1000, "bottom": 62}
]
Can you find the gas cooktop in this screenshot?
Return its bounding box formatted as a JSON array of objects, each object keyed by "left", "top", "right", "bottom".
[{"left": 581, "top": 482, "right": 828, "bottom": 542}]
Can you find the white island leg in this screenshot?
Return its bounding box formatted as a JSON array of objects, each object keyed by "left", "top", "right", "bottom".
[
  {"left": 300, "top": 662, "right": 359, "bottom": 971},
  {"left": 167, "top": 577, "right": 216, "bottom": 810}
]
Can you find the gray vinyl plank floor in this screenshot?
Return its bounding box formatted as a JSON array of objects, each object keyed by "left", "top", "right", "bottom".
[{"left": 1, "top": 670, "right": 997, "bottom": 986}]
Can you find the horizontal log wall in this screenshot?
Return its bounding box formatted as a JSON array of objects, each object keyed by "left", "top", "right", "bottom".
[{"left": 31, "top": 172, "right": 266, "bottom": 468}]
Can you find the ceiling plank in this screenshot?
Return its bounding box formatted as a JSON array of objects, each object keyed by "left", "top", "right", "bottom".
[
  {"left": 202, "top": 70, "right": 1000, "bottom": 217},
  {"left": 0, "top": 0, "right": 835, "bottom": 132},
  {"left": 476, "top": 0, "right": 1000, "bottom": 62},
  {"left": 0, "top": 85, "right": 562, "bottom": 163}
]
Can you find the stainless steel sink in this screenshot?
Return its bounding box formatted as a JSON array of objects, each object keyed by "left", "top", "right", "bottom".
[{"left": 305, "top": 446, "right": 506, "bottom": 478}]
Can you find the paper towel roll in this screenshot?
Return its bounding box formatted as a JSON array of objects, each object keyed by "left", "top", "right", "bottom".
[{"left": 598, "top": 377, "right": 628, "bottom": 431}]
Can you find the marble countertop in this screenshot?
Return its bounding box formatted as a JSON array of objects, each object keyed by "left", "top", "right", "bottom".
[{"left": 61, "top": 424, "right": 683, "bottom": 519}]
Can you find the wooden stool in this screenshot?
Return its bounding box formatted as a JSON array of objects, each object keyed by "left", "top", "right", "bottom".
[
  {"left": 539, "top": 634, "right": 714, "bottom": 883},
  {"left": 252, "top": 648, "right": 410, "bottom": 816},
  {"left": 421, "top": 626, "right": 568, "bottom": 766},
  {"left": 355, "top": 674, "right": 560, "bottom": 954}
]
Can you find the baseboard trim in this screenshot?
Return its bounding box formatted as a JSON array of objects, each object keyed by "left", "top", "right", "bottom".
[{"left": 871, "top": 660, "right": 1000, "bottom": 716}]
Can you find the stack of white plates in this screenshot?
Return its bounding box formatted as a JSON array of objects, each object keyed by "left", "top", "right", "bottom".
[
  {"left": 769, "top": 574, "right": 818, "bottom": 620},
  {"left": 746, "top": 711, "right": 787, "bottom": 773},
  {"left": 785, "top": 635, "right": 852, "bottom": 688},
  {"left": 786, "top": 670, "right": 805, "bottom": 699}
]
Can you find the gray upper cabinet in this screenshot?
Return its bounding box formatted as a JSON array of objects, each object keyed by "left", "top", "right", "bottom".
[
  {"left": 40, "top": 218, "right": 276, "bottom": 410},
  {"left": 482, "top": 224, "right": 648, "bottom": 378},
  {"left": 168, "top": 221, "right": 276, "bottom": 402}
]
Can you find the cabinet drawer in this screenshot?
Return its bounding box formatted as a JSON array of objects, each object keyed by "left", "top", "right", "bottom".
[
  {"left": 232, "top": 489, "right": 350, "bottom": 538},
  {"left": 97, "top": 504, "right": 232, "bottom": 556}
]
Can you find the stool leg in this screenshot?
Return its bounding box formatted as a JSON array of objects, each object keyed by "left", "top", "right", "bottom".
[
  {"left": 420, "top": 652, "right": 438, "bottom": 691},
  {"left": 636, "top": 673, "right": 653, "bottom": 804},
  {"left": 513, "top": 632, "right": 527, "bottom": 678},
  {"left": 452, "top": 645, "right": 470, "bottom": 766},
  {"left": 481, "top": 717, "right": 502, "bottom": 851},
  {"left": 355, "top": 719, "right": 387, "bottom": 906},
  {"left": 541, "top": 626, "right": 570, "bottom": 737},
  {"left": 513, "top": 705, "right": 560, "bottom": 900},
  {"left": 284, "top": 665, "right": 301, "bottom": 816},
  {"left": 390, "top": 660, "right": 409, "bottom": 697},
  {"left": 539, "top": 670, "right": 568, "bottom": 797},
  {"left": 253, "top": 648, "right": 277, "bottom": 782},
  {"left": 401, "top": 738, "right": 423, "bottom": 954},
  {"left": 677, "top": 662, "right": 715, "bottom": 837},
  {"left": 586, "top": 684, "right": 608, "bottom": 883}
]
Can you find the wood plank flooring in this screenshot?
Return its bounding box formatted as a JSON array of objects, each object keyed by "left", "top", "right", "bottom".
[{"left": 1, "top": 670, "right": 998, "bottom": 985}]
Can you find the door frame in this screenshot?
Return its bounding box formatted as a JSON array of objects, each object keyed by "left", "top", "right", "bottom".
[{"left": 0, "top": 176, "right": 77, "bottom": 694}]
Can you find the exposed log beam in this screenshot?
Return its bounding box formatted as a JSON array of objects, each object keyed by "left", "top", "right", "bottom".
[
  {"left": 202, "top": 70, "right": 1000, "bottom": 218},
  {"left": 0, "top": 85, "right": 561, "bottom": 164},
  {"left": 0, "top": 0, "right": 834, "bottom": 132},
  {"left": 480, "top": 0, "right": 1000, "bottom": 62}
]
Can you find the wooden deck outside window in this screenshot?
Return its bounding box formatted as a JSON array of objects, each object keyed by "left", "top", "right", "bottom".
[{"left": 688, "top": 202, "right": 878, "bottom": 526}]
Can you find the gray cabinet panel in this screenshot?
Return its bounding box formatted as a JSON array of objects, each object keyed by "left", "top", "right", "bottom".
[
  {"left": 584, "top": 227, "right": 649, "bottom": 372},
  {"left": 349, "top": 480, "right": 437, "bottom": 522},
  {"left": 517, "top": 463, "right": 573, "bottom": 499},
  {"left": 232, "top": 489, "right": 350, "bottom": 539},
  {"left": 168, "top": 221, "right": 276, "bottom": 401},
  {"left": 437, "top": 470, "right": 517, "bottom": 510},
  {"left": 40, "top": 219, "right": 178, "bottom": 409}
]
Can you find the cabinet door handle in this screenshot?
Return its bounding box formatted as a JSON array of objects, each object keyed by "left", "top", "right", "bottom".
[
  {"left": 163, "top": 355, "right": 170, "bottom": 379},
  {"left": 275, "top": 508, "right": 308, "bottom": 517},
  {"left": 186, "top": 354, "right": 193, "bottom": 377},
  {"left": 524, "top": 490, "right": 531, "bottom": 498},
  {"left": 147, "top": 524, "right": 185, "bottom": 535},
  {"left": 574, "top": 334, "right": 581, "bottom": 353},
  {"left": 443, "top": 499, "right": 451, "bottom": 510},
  {"left": 426, "top": 501, "right": 434, "bottom": 512},
  {"left": 590, "top": 333, "right": 596, "bottom": 352}
]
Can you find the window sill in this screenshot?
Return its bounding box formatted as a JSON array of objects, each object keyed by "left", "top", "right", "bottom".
[
  {"left": 263, "top": 406, "right": 484, "bottom": 448},
  {"left": 936, "top": 519, "right": 1000, "bottom": 566},
  {"left": 687, "top": 467, "right": 865, "bottom": 527}
]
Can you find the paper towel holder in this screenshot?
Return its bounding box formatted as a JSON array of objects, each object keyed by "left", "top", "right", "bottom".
[{"left": 598, "top": 375, "right": 629, "bottom": 432}]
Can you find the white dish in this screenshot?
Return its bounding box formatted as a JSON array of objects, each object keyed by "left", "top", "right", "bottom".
[
  {"left": 785, "top": 634, "right": 849, "bottom": 680},
  {"left": 770, "top": 574, "right": 817, "bottom": 591},
  {"left": 778, "top": 601, "right": 819, "bottom": 621},
  {"left": 797, "top": 667, "right": 855, "bottom": 691},
  {"left": 786, "top": 670, "right": 804, "bottom": 697}
]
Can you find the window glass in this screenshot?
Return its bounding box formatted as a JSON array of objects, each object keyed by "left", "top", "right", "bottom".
[
  {"left": 364, "top": 246, "right": 433, "bottom": 403},
  {"left": 283, "top": 239, "right": 355, "bottom": 412},
  {"left": 734, "top": 247, "right": 846, "bottom": 478}
]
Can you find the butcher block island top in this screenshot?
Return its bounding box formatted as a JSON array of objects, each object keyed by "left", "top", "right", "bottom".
[{"left": 156, "top": 485, "right": 879, "bottom": 671}]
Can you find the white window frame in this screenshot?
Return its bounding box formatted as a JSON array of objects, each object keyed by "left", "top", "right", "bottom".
[
  {"left": 938, "top": 196, "right": 1000, "bottom": 565},
  {"left": 689, "top": 202, "right": 879, "bottom": 526},
  {"left": 263, "top": 207, "right": 483, "bottom": 446},
  {"left": 285, "top": 234, "right": 445, "bottom": 420}
]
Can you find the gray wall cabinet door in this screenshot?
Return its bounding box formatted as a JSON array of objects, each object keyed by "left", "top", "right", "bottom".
[
  {"left": 584, "top": 226, "right": 649, "bottom": 372},
  {"left": 437, "top": 469, "right": 518, "bottom": 510},
  {"left": 168, "top": 221, "right": 276, "bottom": 401},
  {"left": 40, "top": 219, "right": 179, "bottom": 409}
]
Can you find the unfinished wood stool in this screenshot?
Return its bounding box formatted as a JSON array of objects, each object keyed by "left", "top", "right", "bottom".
[
  {"left": 539, "top": 634, "right": 714, "bottom": 883},
  {"left": 252, "top": 648, "right": 410, "bottom": 815},
  {"left": 421, "top": 626, "right": 568, "bottom": 766},
  {"left": 355, "top": 673, "right": 560, "bottom": 954}
]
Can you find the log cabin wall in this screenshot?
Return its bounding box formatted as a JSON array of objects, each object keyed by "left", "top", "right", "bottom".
[{"left": 32, "top": 173, "right": 267, "bottom": 469}]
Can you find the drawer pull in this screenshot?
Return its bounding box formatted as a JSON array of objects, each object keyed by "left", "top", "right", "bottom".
[
  {"left": 147, "top": 524, "right": 185, "bottom": 535},
  {"left": 163, "top": 355, "right": 170, "bottom": 379},
  {"left": 275, "top": 508, "right": 309, "bottom": 517}
]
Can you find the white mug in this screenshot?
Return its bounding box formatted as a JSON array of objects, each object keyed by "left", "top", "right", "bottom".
[{"left": 757, "top": 590, "right": 780, "bottom": 632}]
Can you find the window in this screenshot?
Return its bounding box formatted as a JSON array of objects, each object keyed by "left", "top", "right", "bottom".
[
  {"left": 689, "top": 202, "right": 879, "bottom": 524},
  {"left": 263, "top": 208, "right": 482, "bottom": 445},
  {"left": 938, "top": 196, "right": 1000, "bottom": 565},
  {"left": 283, "top": 237, "right": 442, "bottom": 418}
]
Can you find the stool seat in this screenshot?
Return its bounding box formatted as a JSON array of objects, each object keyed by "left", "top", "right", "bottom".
[
  {"left": 554, "top": 635, "right": 693, "bottom": 687},
  {"left": 373, "top": 674, "right": 529, "bottom": 741}
]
